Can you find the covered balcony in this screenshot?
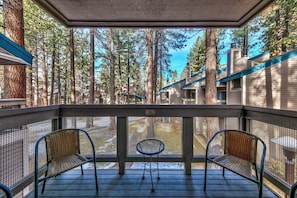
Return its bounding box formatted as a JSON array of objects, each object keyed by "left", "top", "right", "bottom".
[
  {"left": 0, "top": 104, "right": 296, "bottom": 197},
  {"left": 2, "top": 0, "right": 291, "bottom": 197}
]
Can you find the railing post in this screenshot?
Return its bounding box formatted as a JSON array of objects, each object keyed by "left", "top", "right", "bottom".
[
  {"left": 240, "top": 117, "right": 250, "bottom": 132},
  {"left": 240, "top": 107, "right": 247, "bottom": 132},
  {"left": 183, "top": 117, "right": 193, "bottom": 175},
  {"left": 52, "top": 117, "right": 62, "bottom": 131},
  {"left": 117, "top": 117, "right": 127, "bottom": 175}
]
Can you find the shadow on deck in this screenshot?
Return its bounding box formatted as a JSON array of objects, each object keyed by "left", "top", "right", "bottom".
[{"left": 27, "top": 169, "right": 280, "bottom": 198}]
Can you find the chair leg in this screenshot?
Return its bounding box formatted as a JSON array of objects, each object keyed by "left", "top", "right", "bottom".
[
  {"left": 80, "top": 165, "right": 84, "bottom": 175},
  {"left": 253, "top": 164, "right": 262, "bottom": 198},
  {"left": 41, "top": 169, "right": 48, "bottom": 193},
  {"left": 204, "top": 159, "right": 208, "bottom": 191},
  {"left": 254, "top": 164, "right": 259, "bottom": 181},
  {"left": 142, "top": 154, "right": 146, "bottom": 179},
  {"left": 259, "top": 182, "right": 263, "bottom": 198},
  {"left": 41, "top": 179, "right": 47, "bottom": 193},
  {"left": 223, "top": 167, "right": 225, "bottom": 177},
  {"left": 157, "top": 154, "right": 160, "bottom": 180},
  {"left": 149, "top": 155, "right": 154, "bottom": 192},
  {"left": 93, "top": 159, "right": 99, "bottom": 192}
]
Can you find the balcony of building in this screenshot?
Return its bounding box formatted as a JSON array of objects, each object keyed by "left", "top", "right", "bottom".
[{"left": 0, "top": 104, "right": 296, "bottom": 197}]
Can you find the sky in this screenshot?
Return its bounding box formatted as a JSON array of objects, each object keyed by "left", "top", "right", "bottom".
[
  {"left": 169, "top": 33, "right": 198, "bottom": 77},
  {"left": 169, "top": 29, "right": 264, "bottom": 78}
]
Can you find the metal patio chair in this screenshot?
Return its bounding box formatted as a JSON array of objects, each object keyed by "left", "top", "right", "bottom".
[
  {"left": 204, "top": 129, "right": 266, "bottom": 198},
  {"left": 0, "top": 183, "right": 12, "bottom": 198},
  {"left": 290, "top": 182, "right": 297, "bottom": 198},
  {"left": 34, "top": 128, "right": 98, "bottom": 197}
]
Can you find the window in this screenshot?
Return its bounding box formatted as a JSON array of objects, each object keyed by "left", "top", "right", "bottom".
[
  {"left": 185, "top": 90, "right": 195, "bottom": 99},
  {"left": 231, "top": 78, "right": 241, "bottom": 90},
  {"left": 217, "top": 92, "right": 226, "bottom": 104},
  {"left": 161, "top": 92, "right": 169, "bottom": 100}
]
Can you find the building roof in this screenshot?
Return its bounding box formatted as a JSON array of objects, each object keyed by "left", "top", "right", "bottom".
[
  {"left": 0, "top": 33, "right": 33, "bottom": 65},
  {"left": 179, "top": 50, "right": 297, "bottom": 90},
  {"left": 33, "top": 0, "right": 275, "bottom": 28},
  {"left": 218, "top": 49, "right": 297, "bottom": 83},
  {"left": 159, "top": 79, "right": 186, "bottom": 91},
  {"left": 182, "top": 68, "right": 226, "bottom": 89},
  {"left": 160, "top": 49, "right": 297, "bottom": 92}
]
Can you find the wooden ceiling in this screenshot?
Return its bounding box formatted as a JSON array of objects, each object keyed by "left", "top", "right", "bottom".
[{"left": 33, "top": 0, "right": 275, "bottom": 28}]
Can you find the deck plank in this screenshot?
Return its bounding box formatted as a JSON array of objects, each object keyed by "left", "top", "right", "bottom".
[{"left": 26, "top": 169, "right": 280, "bottom": 198}]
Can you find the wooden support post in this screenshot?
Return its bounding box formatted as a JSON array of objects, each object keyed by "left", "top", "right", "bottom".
[
  {"left": 117, "top": 117, "right": 127, "bottom": 175},
  {"left": 183, "top": 117, "right": 193, "bottom": 175}
]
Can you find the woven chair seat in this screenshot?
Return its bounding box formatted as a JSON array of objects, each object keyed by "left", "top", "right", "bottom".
[
  {"left": 211, "top": 154, "right": 252, "bottom": 180},
  {"left": 47, "top": 154, "right": 88, "bottom": 177}
]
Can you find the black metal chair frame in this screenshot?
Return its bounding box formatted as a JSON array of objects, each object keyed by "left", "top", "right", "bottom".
[
  {"left": 204, "top": 129, "right": 266, "bottom": 198},
  {"left": 0, "top": 183, "right": 12, "bottom": 198},
  {"left": 290, "top": 182, "right": 297, "bottom": 198},
  {"left": 34, "top": 128, "right": 98, "bottom": 198}
]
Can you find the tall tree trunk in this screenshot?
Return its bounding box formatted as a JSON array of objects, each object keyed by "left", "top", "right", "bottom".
[
  {"left": 57, "top": 50, "right": 61, "bottom": 104},
  {"left": 205, "top": 28, "right": 218, "bottom": 139},
  {"left": 42, "top": 39, "right": 48, "bottom": 106},
  {"left": 70, "top": 29, "right": 76, "bottom": 104},
  {"left": 70, "top": 28, "right": 76, "bottom": 127},
  {"left": 127, "top": 38, "right": 130, "bottom": 104},
  {"left": 109, "top": 29, "right": 116, "bottom": 130},
  {"left": 282, "top": 6, "right": 289, "bottom": 52},
  {"left": 146, "top": 28, "right": 154, "bottom": 105},
  {"left": 275, "top": 7, "right": 282, "bottom": 56},
  {"left": 27, "top": 39, "right": 32, "bottom": 107},
  {"left": 33, "top": 44, "right": 39, "bottom": 106},
  {"left": 87, "top": 28, "right": 95, "bottom": 128},
  {"left": 146, "top": 28, "right": 154, "bottom": 138},
  {"left": 63, "top": 66, "right": 67, "bottom": 104},
  {"left": 153, "top": 30, "right": 159, "bottom": 103},
  {"left": 50, "top": 42, "right": 56, "bottom": 105},
  {"left": 3, "top": 0, "right": 26, "bottom": 100},
  {"left": 118, "top": 44, "right": 123, "bottom": 104},
  {"left": 28, "top": 67, "right": 33, "bottom": 107},
  {"left": 205, "top": 29, "right": 217, "bottom": 105},
  {"left": 159, "top": 48, "right": 163, "bottom": 90},
  {"left": 243, "top": 25, "right": 248, "bottom": 56},
  {"left": 27, "top": 38, "right": 33, "bottom": 107}
]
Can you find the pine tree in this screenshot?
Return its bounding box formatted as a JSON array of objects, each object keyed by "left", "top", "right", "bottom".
[
  {"left": 3, "top": 0, "right": 26, "bottom": 99},
  {"left": 187, "top": 33, "right": 206, "bottom": 73}
]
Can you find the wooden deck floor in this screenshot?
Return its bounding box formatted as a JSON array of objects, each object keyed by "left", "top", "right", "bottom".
[{"left": 27, "top": 169, "right": 280, "bottom": 198}]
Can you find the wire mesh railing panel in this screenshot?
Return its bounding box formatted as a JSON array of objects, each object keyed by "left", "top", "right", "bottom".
[
  {"left": 0, "top": 120, "right": 52, "bottom": 192},
  {"left": 250, "top": 120, "right": 297, "bottom": 197},
  {"left": 0, "top": 129, "right": 24, "bottom": 187}
]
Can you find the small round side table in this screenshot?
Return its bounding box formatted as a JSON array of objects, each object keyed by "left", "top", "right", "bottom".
[{"left": 136, "top": 138, "right": 165, "bottom": 192}]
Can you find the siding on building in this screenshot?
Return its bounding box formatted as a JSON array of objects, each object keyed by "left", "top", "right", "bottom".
[
  {"left": 159, "top": 48, "right": 297, "bottom": 110},
  {"left": 246, "top": 54, "right": 297, "bottom": 110},
  {"left": 158, "top": 79, "right": 186, "bottom": 104}
]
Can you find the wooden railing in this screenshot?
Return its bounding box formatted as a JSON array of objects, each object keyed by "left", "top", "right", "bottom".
[
  {"left": 1, "top": 104, "right": 297, "bottom": 197},
  {"left": 0, "top": 98, "right": 26, "bottom": 109}
]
